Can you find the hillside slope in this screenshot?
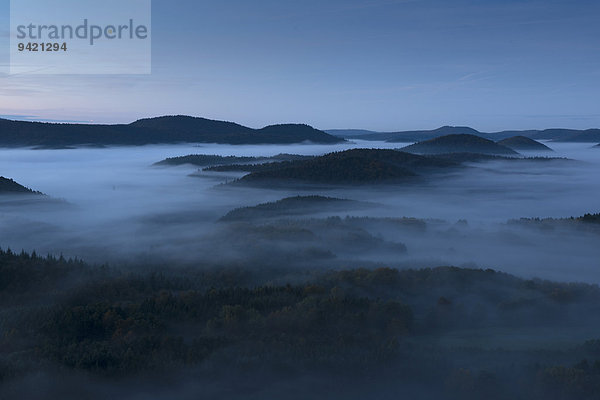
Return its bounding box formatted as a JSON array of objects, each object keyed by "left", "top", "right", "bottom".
[
  {"left": 220, "top": 196, "right": 368, "bottom": 221},
  {"left": 0, "top": 177, "right": 43, "bottom": 195},
  {"left": 401, "top": 134, "right": 519, "bottom": 155},
  {"left": 497, "top": 136, "right": 553, "bottom": 151}
]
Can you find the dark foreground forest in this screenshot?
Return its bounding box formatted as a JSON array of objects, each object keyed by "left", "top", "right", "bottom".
[{"left": 1, "top": 249, "right": 600, "bottom": 399}]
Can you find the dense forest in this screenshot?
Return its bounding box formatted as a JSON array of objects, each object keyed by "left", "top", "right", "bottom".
[{"left": 1, "top": 248, "right": 600, "bottom": 399}]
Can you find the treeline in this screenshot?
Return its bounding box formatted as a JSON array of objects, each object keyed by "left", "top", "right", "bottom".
[
  {"left": 155, "top": 153, "right": 314, "bottom": 168},
  {"left": 0, "top": 247, "right": 89, "bottom": 296},
  {"left": 510, "top": 213, "right": 600, "bottom": 230}
]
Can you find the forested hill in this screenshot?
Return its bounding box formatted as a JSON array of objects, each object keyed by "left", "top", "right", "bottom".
[
  {"left": 497, "top": 136, "right": 553, "bottom": 151},
  {"left": 220, "top": 195, "right": 368, "bottom": 221},
  {"left": 0, "top": 116, "right": 344, "bottom": 147},
  {"left": 237, "top": 148, "right": 459, "bottom": 185},
  {"left": 383, "top": 126, "right": 482, "bottom": 142},
  {"left": 0, "top": 177, "right": 43, "bottom": 195},
  {"left": 401, "top": 134, "right": 519, "bottom": 155},
  {"left": 3, "top": 248, "right": 600, "bottom": 399}
]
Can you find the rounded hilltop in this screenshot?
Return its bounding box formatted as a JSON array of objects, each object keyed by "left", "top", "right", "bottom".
[
  {"left": 400, "top": 134, "right": 519, "bottom": 156},
  {"left": 497, "top": 136, "right": 553, "bottom": 151}
]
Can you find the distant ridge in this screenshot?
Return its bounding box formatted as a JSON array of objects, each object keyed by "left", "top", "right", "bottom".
[
  {"left": 333, "top": 126, "right": 482, "bottom": 142},
  {"left": 385, "top": 126, "right": 481, "bottom": 143},
  {"left": 331, "top": 125, "right": 600, "bottom": 143},
  {"left": 0, "top": 115, "right": 344, "bottom": 147},
  {"left": 492, "top": 128, "right": 600, "bottom": 143},
  {"left": 497, "top": 136, "right": 553, "bottom": 151},
  {"left": 400, "top": 134, "right": 519, "bottom": 156},
  {"left": 326, "top": 129, "right": 380, "bottom": 138}
]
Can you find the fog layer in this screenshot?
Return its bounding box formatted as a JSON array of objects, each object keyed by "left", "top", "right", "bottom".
[{"left": 0, "top": 141, "right": 598, "bottom": 282}]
